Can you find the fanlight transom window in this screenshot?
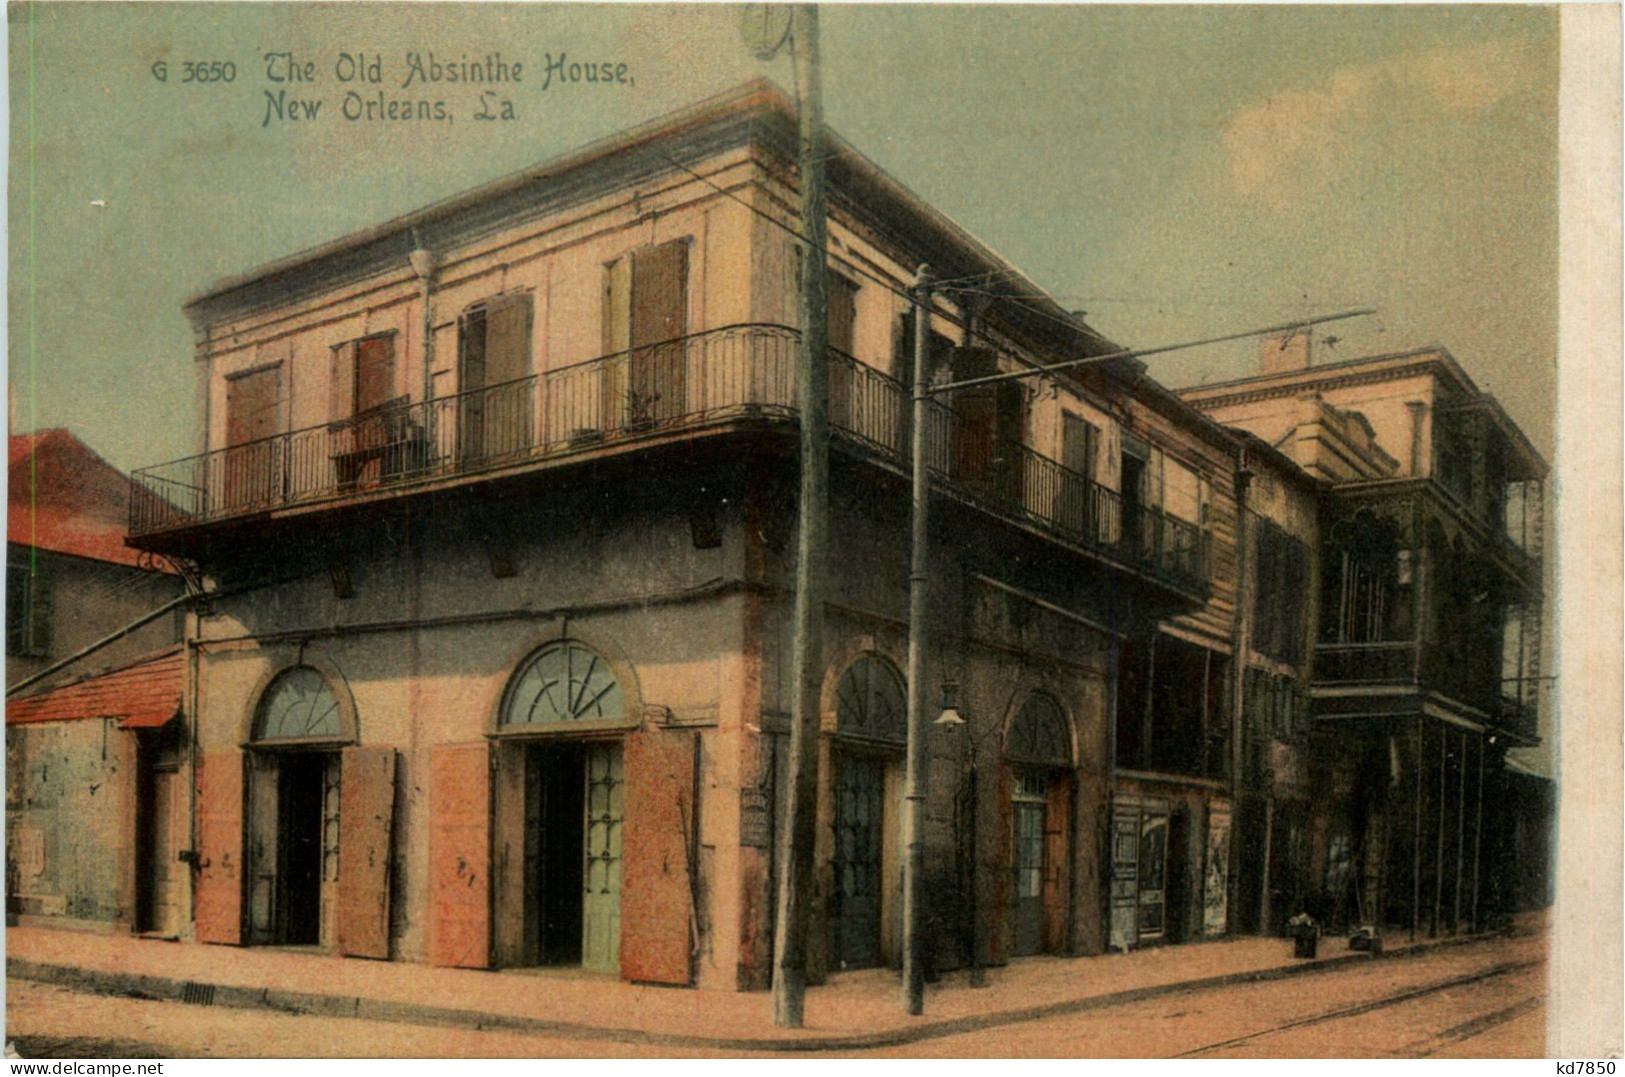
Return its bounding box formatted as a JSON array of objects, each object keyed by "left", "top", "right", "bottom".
[
  {"left": 835, "top": 655, "right": 906, "bottom": 743},
  {"left": 255, "top": 667, "right": 344, "bottom": 742},
  {"left": 504, "top": 642, "right": 625, "bottom": 728},
  {"left": 1007, "top": 693, "right": 1071, "bottom": 767}
]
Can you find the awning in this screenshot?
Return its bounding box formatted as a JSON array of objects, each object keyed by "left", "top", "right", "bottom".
[{"left": 7, "top": 647, "right": 183, "bottom": 730}]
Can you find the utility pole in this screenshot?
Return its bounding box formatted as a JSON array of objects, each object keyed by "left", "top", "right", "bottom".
[
  {"left": 902, "top": 264, "right": 933, "bottom": 1015},
  {"left": 772, "top": 2, "right": 828, "bottom": 1031}
]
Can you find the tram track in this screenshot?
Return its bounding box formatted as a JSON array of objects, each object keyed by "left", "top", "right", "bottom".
[{"left": 1174, "top": 958, "right": 1542, "bottom": 1058}]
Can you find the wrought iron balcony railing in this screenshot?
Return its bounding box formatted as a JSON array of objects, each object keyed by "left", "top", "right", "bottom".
[
  {"left": 1312, "top": 640, "right": 1539, "bottom": 740},
  {"left": 130, "top": 323, "right": 1207, "bottom": 593}
]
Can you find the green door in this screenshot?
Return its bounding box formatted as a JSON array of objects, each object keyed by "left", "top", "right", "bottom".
[
  {"left": 582, "top": 744, "right": 624, "bottom": 972},
  {"left": 1012, "top": 770, "right": 1048, "bottom": 957}
]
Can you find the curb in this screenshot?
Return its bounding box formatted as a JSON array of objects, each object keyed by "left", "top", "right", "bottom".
[{"left": 6, "top": 928, "right": 1518, "bottom": 1053}]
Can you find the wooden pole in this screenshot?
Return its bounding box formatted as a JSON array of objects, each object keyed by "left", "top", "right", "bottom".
[
  {"left": 772, "top": 3, "right": 828, "bottom": 1029},
  {"left": 901, "top": 265, "right": 933, "bottom": 1015}
]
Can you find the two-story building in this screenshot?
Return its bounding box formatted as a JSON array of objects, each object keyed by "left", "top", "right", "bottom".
[
  {"left": 7, "top": 429, "right": 187, "bottom": 935},
  {"left": 1179, "top": 333, "right": 1547, "bottom": 939},
  {"left": 124, "top": 80, "right": 1249, "bottom": 988}
]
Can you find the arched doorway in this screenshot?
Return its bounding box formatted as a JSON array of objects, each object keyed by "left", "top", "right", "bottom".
[
  {"left": 493, "top": 640, "right": 629, "bottom": 973},
  {"left": 830, "top": 654, "right": 906, "bottom": 970},
  {"left": 1005, "top": 692, "right": 1074, "bottom": 957},
  {"left": 246, "top": 666, "right": 351, "bottom": 947}
]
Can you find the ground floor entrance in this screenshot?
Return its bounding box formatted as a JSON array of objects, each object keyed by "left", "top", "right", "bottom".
[
  {"left": 829, "top": 750, "right": 902, "bottom": 971},
  {"left": 246, "top": 750, "right": 341, "bottom": 947},
  {"left": 1110, "top": 797, "right": 1170, "bottom": 950},
  {"left": 497, "top": 740, "right": 625, "bottom": 973},
  {"left": 135, "top": 723, "right": 186, "bottom": 938}
]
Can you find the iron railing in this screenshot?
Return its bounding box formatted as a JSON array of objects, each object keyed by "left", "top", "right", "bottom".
[
  {"left": 1312, "top": 640, "right": 1539, "bottom": 740},
  {"left": 131, "top": 323, "right": 1207, "bottom": 593}
]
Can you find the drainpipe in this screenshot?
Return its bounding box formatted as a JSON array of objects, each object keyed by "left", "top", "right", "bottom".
[{"left": 410, "top": 247, "right": 438, "bottom": 403}]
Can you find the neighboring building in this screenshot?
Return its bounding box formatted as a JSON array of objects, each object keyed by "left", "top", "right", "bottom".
[
  {"left": 124, "top": 81, "right": 1244, "bottom": 987},
  {"left": 6, "top": 429, "right": 188, "bottom": 934},
  {"left": 6, "top": 649, "right": 187, "bottom": 934},
  {"left": 1179, "top": 333, "right": 1548, "bottom": 938},
  {"left": 7, "top": 430, "right": 184, "bottom": 688},
  {"left": 1228, "top": 431, "right": 1327, "bottom": 938}
]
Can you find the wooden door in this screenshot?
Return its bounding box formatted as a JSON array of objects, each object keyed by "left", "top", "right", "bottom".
[
  {"left": 581, "top": 743, "right": 624, "bottom": 973},
  {"left": 1108, "top": 806, "right": 1139, "bottom": 952},
  {"left": 222, "top": 366, "right": 280, "bottom": 511},
  {"left": 833, "top": 754, "right": 885, "bottom": 969},
  {"left": 144, "top": 768, "right": 184, "bottom": 937},
  {"left": 1138, "top": 809, "right": 1170, "bottom": 940}
]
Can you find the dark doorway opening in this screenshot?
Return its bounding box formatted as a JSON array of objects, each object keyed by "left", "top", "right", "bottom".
[
  {"left": 527, "top": 741, "right": 587, "bottom": 966},
  {"left": 276, "top": 752, "right": 327, "bottom": 946}
]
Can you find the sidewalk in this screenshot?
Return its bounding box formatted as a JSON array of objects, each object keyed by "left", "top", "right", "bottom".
[{"left": 5, "top": 922, "right": 1513, "bottom": 1052}]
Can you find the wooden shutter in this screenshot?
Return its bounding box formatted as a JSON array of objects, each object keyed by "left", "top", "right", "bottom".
[
  {"left": 1043, "top": 774, "right": 1074, "bottom": 953},
  {"left": 328, "top": 344, "right": 356, "bottom": 424},
  {"left": 631, "top": 242, "right": 688, "bottom": 349},
  {"left": 490, "top": 741, "right": 528, "bottom": 968},
  {"left": 195, "top": 751, "right": 246, "bottom": 945},
  {"left": 337, "top": 746, "right": 396, "bottom": 959},
  {"left": 630, "top": 242, "right": 688, "bottom": 423},
  {"left": 828, "top": 276, "right": 857, "bottom": 355},
  {"left": 484, "top": 294, "right": 534, "bottom": 387},
  {"left": 620, "top": 725, "right": 698, "bottom": 985},
  {"left": 428, "top": 742, "right": 491, "bottom": 968},
  {"left": 355, "top": 337, "right": 395, "bottom": 414}
]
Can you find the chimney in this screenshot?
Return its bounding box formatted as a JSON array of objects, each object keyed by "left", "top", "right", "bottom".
[{"left": 1260, "top": 329, "right": 1312, "bottom": 375}]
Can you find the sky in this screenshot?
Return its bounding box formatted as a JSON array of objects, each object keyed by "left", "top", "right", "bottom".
[{"left": 8, "top": 3, "right": 1558, "bottom": 475}]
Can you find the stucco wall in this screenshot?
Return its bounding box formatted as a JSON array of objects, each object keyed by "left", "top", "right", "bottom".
[{"left": 6, "top": 718, "right": 133, "bottom": 929}]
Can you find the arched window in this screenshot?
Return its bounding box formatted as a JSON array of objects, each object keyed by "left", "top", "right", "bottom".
[
  {"left": 503, "top": 641, "right": 625, "bottom": 728},
  {"left": 835, "top": 655, "right": 906, "bottom": 743},
  {"left": 1006, "top": 692, "right": 1071, "bottom": 768},
  {"left": 254, "top": 667, "right": 345, "bottom": 742}
]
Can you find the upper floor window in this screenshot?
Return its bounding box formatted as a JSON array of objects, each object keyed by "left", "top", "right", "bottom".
[
  {"left": 6, "top": 557, "right": 50, "bottom": 658},
  {"left": 1252, "top": 520, "right": 1310, "bottom": 664},
  {"left": 604, "top": 241, "right": 689, "bottom": 425},
  {"left": 330, "top": 334, "right": 398, "bottom": 423},
  {"left": 458, "top": 292, "right": 535, "bottom": 461},
  {"left": 1320, "top": 510, "right": 1413, "bottom": 645},
  {"left": 225, "top": 364, "right": 282, "bottom": 449},
  {"left": 828, "top": 274, "right": 858, "bottom": 356}
]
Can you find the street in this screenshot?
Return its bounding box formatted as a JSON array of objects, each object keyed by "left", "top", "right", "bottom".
[{"left": 6, "top": 930, "right": 1545, "bottom": 1059}]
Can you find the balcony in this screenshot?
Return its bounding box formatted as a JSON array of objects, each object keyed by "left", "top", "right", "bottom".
[
  {"left": 1313, "top": 641, "right": 1538, "bottom": 742},
  {"left": 130, "top": 324, "right": 1207, "bottom": 596}
]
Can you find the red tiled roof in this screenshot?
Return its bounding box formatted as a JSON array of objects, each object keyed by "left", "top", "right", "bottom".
[
  {"left": 7, "top": 647, "right": 183, "bottom": 729},
  {"left": 9, "top": 429, "right": 167, "bottom": 571}
]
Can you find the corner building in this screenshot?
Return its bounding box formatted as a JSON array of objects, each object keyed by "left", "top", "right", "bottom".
[{"left": 127, "top": 82, "right": 1435, "bottom": 990}]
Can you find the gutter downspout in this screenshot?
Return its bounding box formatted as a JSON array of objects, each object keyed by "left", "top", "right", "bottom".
[{"left": 410, "top": 247, "right": 438, "bottom": 406}]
